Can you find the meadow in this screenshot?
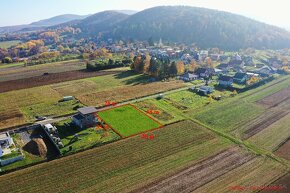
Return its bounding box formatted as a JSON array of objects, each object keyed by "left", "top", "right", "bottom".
[
  {"left": 55, "top": 120, "right": 120, "bottom": 155},
  {"left": 98, "top": 105, "right": 162, "bottom": 137}
]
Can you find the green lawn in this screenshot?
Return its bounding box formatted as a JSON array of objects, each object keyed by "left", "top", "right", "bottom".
[
  {"left": 0, "top": 62, "right": 24, "bottom": 69},
  {"left": 98, "top": 105, "right": 162, "bottom": 137},
  {"left": 55, "top": 120, "right": 120, "bottom": 155}
]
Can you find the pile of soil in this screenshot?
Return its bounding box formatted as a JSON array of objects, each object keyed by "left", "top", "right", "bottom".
[{"left": 23, "top": 138, "right": 48, "bottom": 157}]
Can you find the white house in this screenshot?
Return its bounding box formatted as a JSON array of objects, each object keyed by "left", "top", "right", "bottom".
[
  {"left": 0, "top": 132, "right": 13, "bottom": 149},
  {"left": 0, "top": 132, "right": 14, "bottom": 158}
]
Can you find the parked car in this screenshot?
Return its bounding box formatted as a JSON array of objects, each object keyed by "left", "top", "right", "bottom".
[
  {"left": 156, "top": 94, "right": 164, "bottom": 100},
  {"left": 35, "top": 116, "right": 47, "bottom": 121}
]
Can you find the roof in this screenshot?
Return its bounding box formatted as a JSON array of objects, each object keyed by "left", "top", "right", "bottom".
[
  {"left": 219, "top": 76, "right": 233, "bottom": 81},
  {"left": 78, "top": 107, "right": 97, "bottom": 115},
  {"left": 44, "top": 124, "right": 54, "bottom": 129},
  {"left": 199, "top": 86, "right": 214, "bottom": 91},
  {"left": 195, "top": 68, "right": 215, "bottom": 74},
  {"left": 217, "top": 63, "right": 230, "bottom": 69},
  {"left": 234, "top": 72, "right": 247, "bottom": 79},
  {"left": 0, "top": 132, "right": 9, "bottom": 140},
  {"left": 181, "top": 72, "right": 198, "bottom": 79}
]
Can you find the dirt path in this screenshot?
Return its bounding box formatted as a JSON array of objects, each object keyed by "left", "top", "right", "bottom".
[
  {"left": 0, "top": 70, "right": 123, "bottom": 93},
  {"left": 132, "top": 147, "right": 254, "bottom": 193}
]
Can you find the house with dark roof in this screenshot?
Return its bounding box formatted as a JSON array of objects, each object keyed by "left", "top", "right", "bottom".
[
  {"left": 72, "top": 107, "right": 98, "bottom": 129},
  {"left": 197, "top": 86, "right": 214, "bottom": 95},
  {"left": 179, "top": 72, "right": 198, "bottom": 82},
  {"left": 233, "top": 72, "right": 248, "bottom": 84},
  {"left": 217, "top": 63, "right": 230, "bottom": 70},
  {"left": 218, "top": 76, "right": 233, "bottom": 87},
  {"left": 195, "top": 68, "right": 215, "bottom": 78}
]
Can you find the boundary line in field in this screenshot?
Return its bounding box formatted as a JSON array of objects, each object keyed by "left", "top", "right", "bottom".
[{"left": 97, "top": 104, "right": 164, "bottom": 139}]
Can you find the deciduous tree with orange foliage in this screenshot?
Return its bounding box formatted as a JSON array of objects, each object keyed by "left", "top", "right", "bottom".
[
  {"left": 176, "top": 61, "right": 185, "bottom": 75},
  {"left": 189, "top": 60, "right": 198, "bottom": 72}
]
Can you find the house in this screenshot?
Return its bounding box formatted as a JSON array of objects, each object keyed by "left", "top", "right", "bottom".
[
  {"left": 214, "top": 68, "right": 223, "bottom": 75},
  {"left": 219, "top": 76, "right": 233, "bottom": 87},
  {"left": 197, "top": 86, "right": 214, "bottom": 95},
  {"left": 72, "top": 107, "right": 98, "bottom": 129},
  {"left": 0, "top": 132, "right": 13, "bottom": 149},
  {"left": 210, "top": 54, "right": 220, "bottom": 61},
  {"left": 257, "top": 66, "right": 277, "bottom": 76},
  {"left": 179, "top": 72, "right": 199, "bottom": 82},
  {"left": 0, "top": 132, "right": 14, "bottom": 157},
  {"left": 199, "top": 50, "right": 209, "bottom": 61},
  {"left": 217, "top": 63, "right": 230, "bottom": 71},
  {"left": 195, "top": 68, "right": 215, "bottom": 78},
  {"left": 233, "top": 72, "right": 248, "bottom": 84}
]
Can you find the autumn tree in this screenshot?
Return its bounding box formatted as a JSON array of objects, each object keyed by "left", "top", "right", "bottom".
[
  {"left": 176, "top": 61, "right": 185, "bottom": 75},
  {"left": 189, "top": 60, "right": 198, "bottom": 72},
  {"left": 205, "top": 57, "right": 213, "bottom": 68},
  {"left": 144, "top": 53, "right": 151, "bottom": 73}
]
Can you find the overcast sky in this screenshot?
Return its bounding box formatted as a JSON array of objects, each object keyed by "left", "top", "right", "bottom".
[{"left": 1, "top": 0, "right": 289, "bottom": 29}]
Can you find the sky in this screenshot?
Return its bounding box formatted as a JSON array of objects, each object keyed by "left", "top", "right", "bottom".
[{"left": 0, "top": 0, "right": 289, "bottom": 29}]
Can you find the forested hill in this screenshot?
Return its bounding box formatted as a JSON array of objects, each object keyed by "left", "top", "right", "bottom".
[{"left": 101, "top": 6, "right": 290, "bottom": 50}]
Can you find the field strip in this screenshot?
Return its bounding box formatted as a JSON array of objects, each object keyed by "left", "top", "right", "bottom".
[
  {"left": 241, "top": 109, "right": 289, "bottom": 140},
  {"left": 193, "top": 157, "right": 288, "bottom": 193},
  {"left": 257, "top": 86, "right": 290, "bottom": 108},
  {"left": 0, "top": 70, "right": 124, "bottom": 93},
  {"left": 247, "top": 113, "right": 290, "bottom": 152},
  {"left": 132, "top": 147, "right": 254, "bottom": 193}
]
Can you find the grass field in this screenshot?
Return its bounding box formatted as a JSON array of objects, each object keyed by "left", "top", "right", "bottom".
[
  {"left": 98, "top": 105, "right": 162, "bottom": 137},
  {"left": 0, "top": 121, "right": 232, "bottom": 193},
  {"left": 188, "top": 75, "right": 290, "bottom": 133},
  {"left": 55, "top": 120, "right": 120, "bottom": 155},
  {"left": 0, "top": 40, "right": 21, "bottom": 49},
  {"left": 135, "top": 99, "right": 184, "bottom": 124},
  {"left": 0, "top": 62, "right": 25, "bottom": 69}
]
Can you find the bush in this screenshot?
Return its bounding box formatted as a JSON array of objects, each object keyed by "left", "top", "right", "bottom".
[{"left": 2, "top": 57, "right": 13, "bottom": 64}]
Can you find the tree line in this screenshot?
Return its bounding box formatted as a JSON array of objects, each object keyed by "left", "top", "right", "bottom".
[{"left": 131, "top": 54, "right": 188, "bottom": 79}]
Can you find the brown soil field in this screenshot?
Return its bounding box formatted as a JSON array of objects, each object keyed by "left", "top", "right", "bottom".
[
  {"left": 132, "top": 147, "right": 254, "bottom": 193},
  {"left": 258, "top": 86, "right": 290, "bottom": 107},
  {"left": 0, "top": 60, "right": 85, "bottom": 82},
  {"left": 0, "top": 70, "right": 123, "bottom": 93},
  {"left": 275, "top": 139, "right": 290, "bottom": 161},
  {"left": 260, "top": 173, "right": 290, "bottom": 193},
  {"left": 241, "top": 109, "right": 289, "bottom": 140}
]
